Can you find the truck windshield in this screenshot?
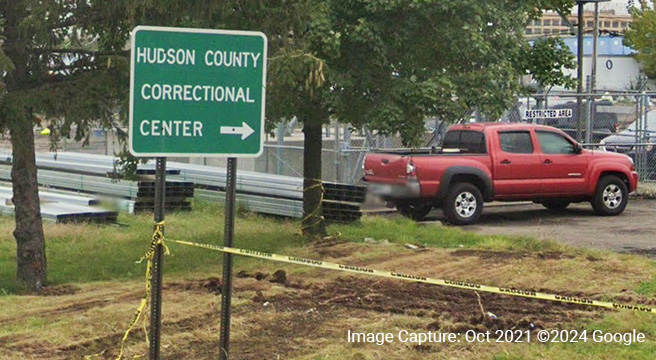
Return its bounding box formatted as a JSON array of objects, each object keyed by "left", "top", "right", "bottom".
[{"left": 442, "top": 130, "right": 487, "bottom": 153}]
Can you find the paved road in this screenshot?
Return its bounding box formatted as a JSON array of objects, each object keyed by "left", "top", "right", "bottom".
[{"left": 423, "top": 199, "right": 656, "bottom": 255}]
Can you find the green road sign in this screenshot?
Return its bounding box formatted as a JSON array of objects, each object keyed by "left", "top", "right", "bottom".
[{"left": 129, "top": 26, "right": 267, "bottom": 157}]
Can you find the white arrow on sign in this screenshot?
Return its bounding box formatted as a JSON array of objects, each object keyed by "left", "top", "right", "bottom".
[{"left": 220, "top": 122, "right": 255, "bottom": 140}]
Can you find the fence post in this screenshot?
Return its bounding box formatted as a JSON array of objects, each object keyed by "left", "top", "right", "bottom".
[
  {"left": 637, "top": 93, "right": 644, "bottom": 180},
  {"left": 264, "top": 133, "right": 269, "bottom": 174},
  {"left": 640, "top": 91, "right": 649, "bottom": 180},
  {"left": 585, "top": 76, "right": 593, "bottom": 144},
  {"left": 334, "top": 122, "right": 341, "bottom": 183},
  {"left": 276, "top": 123, "right": 284, "bottom": 175},
  {"left": 343, "top": 123, "right": 352, "bottom": 184}
]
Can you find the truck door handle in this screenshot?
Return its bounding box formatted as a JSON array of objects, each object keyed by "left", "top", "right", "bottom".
[
  {"left": 543, "top": 159, "right": 553, "bottom": 165},
  {"left": 500, "top": 159, "right": 511, "bottom": 165},
  {"left": 381, "top": 159, "right": 389, "bottom": 165}
]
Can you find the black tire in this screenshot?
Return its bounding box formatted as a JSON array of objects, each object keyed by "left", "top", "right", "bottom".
[
  {"left": 442, "top": 183, "right": 484, "bottom": 225},
  {"left": 541, "top": 199, "right": 570, "bottom": 211},
  {"left": 591, "top": 175, "right": 628, "bottom": 216},
  {"left": 397, "top": 202, "right": 433, "bottom": 221}
]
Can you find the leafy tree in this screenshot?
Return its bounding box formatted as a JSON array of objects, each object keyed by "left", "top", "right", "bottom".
[
  {"left": 0, "top": 0, "right": 130, "bottom": 291},
  {"left": 522, "top": 37, "right": 577, "bottom": 92},
  {"left": 625, "top": 2, "right": 656, "bottom": 78},
  {"left": 1, "top": 0, "right": 579, "bottom": 288},
  {"left": 0, "top": 0, "right": 316, "bottom": 291},
  {"left": 269, "top": 0, "right": 576, "bottom": 236}
]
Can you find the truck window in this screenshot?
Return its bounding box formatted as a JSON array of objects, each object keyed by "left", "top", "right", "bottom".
[
  {"left": 442, "top": 130, "right": 486, "bottom": 153},
  {"left": 499, "top": 131, "right": 534, "bottom": 154},
  {"left": 536, "top": 131, "right": 575, "bottom": 154}
]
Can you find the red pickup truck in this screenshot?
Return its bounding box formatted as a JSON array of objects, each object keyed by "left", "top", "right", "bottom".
[{"left": 364, "top": 123, "right": 638, "bottom": 225}]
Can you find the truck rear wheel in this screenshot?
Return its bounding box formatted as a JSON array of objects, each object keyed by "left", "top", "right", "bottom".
[
  {"left": 443, "top": 183, "right": 483, "bottom": 225},
  {"left": 541, "top": 199, "right": 570, "bottom": 211},
  {"left": 591, "top": 175, "right": 628, "bottom": 216},
  {"left": 397, "top": 203, "right": 433, "bottom": 221}
]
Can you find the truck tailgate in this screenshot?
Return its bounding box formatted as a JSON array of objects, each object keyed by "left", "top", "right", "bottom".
[{"left": 363, "top": 153, "right": 409, "bottom": 184}]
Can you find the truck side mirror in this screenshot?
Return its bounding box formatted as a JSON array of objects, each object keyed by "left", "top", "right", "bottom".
[{"left": 574, "top": 143, "right": 583, "bottom": 154}]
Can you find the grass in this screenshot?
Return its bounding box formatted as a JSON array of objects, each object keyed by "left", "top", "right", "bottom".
[
  {"left": 0, "top": 201, "right": 581, "bottom": 294},
  {"left": 330, "top": 215, "right": 568, "bottom": 252},
  {"left": 1, "top": 201, "right": 656, "bottom": 359},
  {"left": 636, "top": 182, "right": 656, "bottom": 198},
  {"left": 0, "top": 201, "right": 306, "bottom": 293},
  {"left": 492, "top": 312, "right": 656, "bottom": 360},
  {"left": 0, "top": 200, "right": 648, "bottom": 294}
]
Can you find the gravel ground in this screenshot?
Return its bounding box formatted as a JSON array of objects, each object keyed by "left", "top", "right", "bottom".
[{"left": 421, "top": 198, "right": 656, "bottom": 255}]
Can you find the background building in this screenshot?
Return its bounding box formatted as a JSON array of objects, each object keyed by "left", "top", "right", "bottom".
[
  {"left": 526, "top": 1, "right": 655, "bottom": 91},
  {"left": 525, "top": 10, "right": 632, "bottom": 37},
  {"left": 558, "top": 35, "right": 641, "bottom": 90}
]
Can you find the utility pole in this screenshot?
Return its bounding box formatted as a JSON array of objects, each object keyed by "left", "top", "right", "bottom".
[
  {"left": 587, "top": 2, "right": 600, "bottom": 144},
  {"left": 576, "top": 1, "right": 585, "bottom": 142},
  {"left": 575, "top": 0, "right": 610, "bottom": 142}
]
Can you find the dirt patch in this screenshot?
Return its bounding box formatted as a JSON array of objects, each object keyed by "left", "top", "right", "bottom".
[
  {"left": 235, "top": 269, "right": 304, "bottom": 289},
  {"left": 162, "top": 307, "right": 327, "bottom": 360},
  {"left": 313, "top": 242, "right": 360, "bottom": 259},
  {"left": 451, "top": 249, "right": 574, "bottom": 261},
  {"left": 270, "top": 277, "right": 603, "bottom": 333},
  {"left": 0, "top": 298, "right": 113, "bottom": 328},
  {"left": 270, "top": 270, "right": 287, "bottom": 285},
  {"left": 38, "top": 284, "right": 79, "bottom": 296},
  {"left": 1, "top": 240, "right": 646, "bottom": 360},
  {"left": 47, "top": 311, "right": 220, "bottom": 360},
  {"left": 622, "top": 247, "right": 656, "bottom": 259},
  {"left": 164, "top": 277, "right": 222, "bottom": 295},
  {"left": 237, "top": 270, "right": 269, "bottom": 280}
]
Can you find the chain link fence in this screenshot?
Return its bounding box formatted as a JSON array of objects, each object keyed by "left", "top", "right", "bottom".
[
  {"left": 508, "top": 91, "right": 655, "bottom": 182},
  {"left": 253, "top": 120, "right": 446, "bottom": 185},
  {"left": 0, "top": 127, "right": 119, "bottom": 155},
  {"left": 2, "top": 90, "right": 653, "bottom": 184}
]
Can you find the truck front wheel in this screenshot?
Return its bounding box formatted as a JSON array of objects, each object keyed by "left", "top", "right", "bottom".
[
  {"left": 591, "top": 175, "right": 628, "bottom": 216},
  {"left": 443, "top": 183, "right": 483, "bottom": 225}
]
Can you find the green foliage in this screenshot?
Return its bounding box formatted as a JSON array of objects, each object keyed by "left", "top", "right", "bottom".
[
  {"left": 0, "top": 0, "right": 131, "bottom": 143},
  {"left": 520, "top": 37, "right": 577, "bottom": 90},
  {"left": 267, "top": 0, "right": 577, "bottom": 146},
  {"left": 1, "top": 0, "right": 578, "bottom": 146},
  {"left": 625, "top": 5, "right": 656, "bottom": 79},
  {"left": 0, "top": 19, "right": 13, "bottom": 74}
]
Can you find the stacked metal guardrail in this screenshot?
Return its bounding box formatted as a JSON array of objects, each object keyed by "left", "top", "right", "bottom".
[
  {"left": 167, "top": 161, "right": 365, "bottom": 222},
  {"left": 0, "top": 185, "right": 118, "bottom": 223},
  {"left": 0, "top": 151, "right": 194, "bottom": 213},
  {"left": 0, "top": 150, "right": 365, "bottom": 222}
]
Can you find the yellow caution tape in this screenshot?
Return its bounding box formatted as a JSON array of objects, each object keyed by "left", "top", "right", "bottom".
[
  {"left": 168, "top": 239, "right": 656, "bottom": 315},
  {"left": 300, "top": 178, "right": 325, "bottom": 234},
  {"left": 114, "top": 221, "right": 169, "bottom": 360}
]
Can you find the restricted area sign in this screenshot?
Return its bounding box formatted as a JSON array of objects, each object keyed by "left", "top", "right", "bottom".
[
  {"left": 129, "top": 26, "right": 267, "bottom": 157},
  {"left": 524, "top": 108, "right": 572, "bottom": 119}
]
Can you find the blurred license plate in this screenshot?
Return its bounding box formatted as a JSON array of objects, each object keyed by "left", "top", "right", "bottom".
[{"left": 369, "top": 183, "right": 394, "bottom": 195}]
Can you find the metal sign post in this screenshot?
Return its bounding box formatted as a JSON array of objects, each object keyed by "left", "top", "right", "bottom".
[
  {"left": 129, "top": 26, "right": 267, "bottom": 359},
  {"left": 149, "top": 157, "right": 166, "bottom": 360},
  {"left": 219, "top": 157, "right": 237, "bottom": 359}
]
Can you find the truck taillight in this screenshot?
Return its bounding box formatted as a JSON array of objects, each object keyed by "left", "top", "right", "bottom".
[{"left": 406, "top": 160, "right": 417, "bottom": 179}]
